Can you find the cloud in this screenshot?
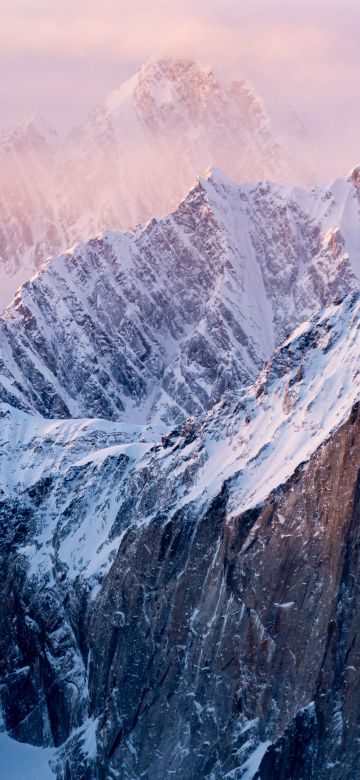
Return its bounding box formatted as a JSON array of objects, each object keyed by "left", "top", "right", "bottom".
[
  {"left": 0, "top": 0, "right": 359, "bottom": 180},
  {"left": 0, "top": 2, "right": 337, "bottom": 64}
]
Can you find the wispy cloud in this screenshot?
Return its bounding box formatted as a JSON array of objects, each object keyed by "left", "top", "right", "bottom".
[{"left": 0, "top": 0, "right": 359, "bottom": 180}]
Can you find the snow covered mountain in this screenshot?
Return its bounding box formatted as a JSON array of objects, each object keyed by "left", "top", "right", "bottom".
[
  {"left": 0, "top": 115, "right": 61, "bottom": 306},
  {"left": 60, "top": 58, "right": 295, "bottom": 233},
  {"left": 3, "top": 82, "right": 360, "bottom": 773},
  {"left": 0, "top": 58, "right": 310, "bottom": 310},
  {"left": 2, "top": 291, "right": 360, "bottom": 777},
  {"left": 1, "top": 165, "right": 360, "bottom": 425}
]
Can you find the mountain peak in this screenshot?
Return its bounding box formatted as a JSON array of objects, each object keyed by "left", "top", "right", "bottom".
[
  {"left": 137, "top": 56, "right": 211, "bottom": 80},
  {"left": 348, "top": 164, "right": 360, "bottom": 188},
  {"left": 0, "top": 112, "right": 58, "bottom": 148},
  {"left": 0, "top": 57, "right": 318, "bottom": 309},
  {"left": 104, "top": 57, "right": 216, "bottom": 115},
  {"left": 201, "top": 165, "right": 239, "bottom": 189}
]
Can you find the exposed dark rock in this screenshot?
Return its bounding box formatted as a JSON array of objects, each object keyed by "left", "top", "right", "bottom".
[{"left": 2, "top": 400, "right": 360, "bottom": 777}]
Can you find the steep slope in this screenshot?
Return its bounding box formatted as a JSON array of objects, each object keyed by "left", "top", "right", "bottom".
[
  {"left": 59, "top": 58, "right": 293, "bottom": 235},
  {"left": 2, "top": 293, "right": 360, "bottom": 778},
  {"left": 0, "top": 58, "right": 309, "bottom": 309},
  {"left": 0, "top": 115, "right": 61, "bottom": 303},
  {"left": 1, "top": 166, "right": 360, "bottom": 424}
]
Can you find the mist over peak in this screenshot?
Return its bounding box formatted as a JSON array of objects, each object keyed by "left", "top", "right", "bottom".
[{"left": 0, "top": 56, "right": 313, "bottom": 310}]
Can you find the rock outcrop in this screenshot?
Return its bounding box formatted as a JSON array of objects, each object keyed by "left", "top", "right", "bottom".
[
  {"left": 0, "top": 58, "right": 307, "bottom": 309},
  {"left": 2, "top": 168, "right": 360, "bottom": 426},
  {"left": 2, "top": 293, "right": 360, "bottom": 777}
]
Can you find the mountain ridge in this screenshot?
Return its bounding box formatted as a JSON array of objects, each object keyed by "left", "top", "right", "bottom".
[
  {"left": 0, "top": 57, "right": 312, "bottom": 309},
  {"left": 2, "top": 290, "right": 360, "bottom": 777},
  {"left": 2, "top": 165, "right": 360, "bottom": 426}
]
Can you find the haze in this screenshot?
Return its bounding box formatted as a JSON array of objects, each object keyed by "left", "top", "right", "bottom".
[{"left": 0, "top": 0, "right": 359, "bottom": 182}]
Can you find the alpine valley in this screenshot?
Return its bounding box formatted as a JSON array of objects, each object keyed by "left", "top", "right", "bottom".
[{"left": 1, "top": 60, "right": 360, "bottom": 780}]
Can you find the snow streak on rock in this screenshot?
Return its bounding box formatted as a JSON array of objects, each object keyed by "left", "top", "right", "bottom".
[
  {"left": 0, "top": 58, "right": 310, "bottom": 308},
  {"left": 1, "top": 167, "right": 360, "bottom": 424},
  {"left": 2, "top": 292, "right": 360, "bottom": 777},
  {"left": 2, "top": 290, "right": 360, "bottom": 581}
]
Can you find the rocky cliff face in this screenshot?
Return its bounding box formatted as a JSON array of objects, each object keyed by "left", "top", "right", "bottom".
[
  {"left": 0, "top": 58, "right": 309, "bottom": 309},
  {"left": 2, "top": 293, "right": 360, "bottom": 777},
  {"left": 2, "top": 167, "right": 360, "bottom": 426}
]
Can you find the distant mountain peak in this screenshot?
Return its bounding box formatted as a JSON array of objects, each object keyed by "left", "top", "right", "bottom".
[
  {"left": 0, "top": 112, "right": 58, "bottom": 147},
  {"left": 0, "top": 57, "right": 316, "bottom": 309},
  {"left": 138, "top": 56, "right": 211, "bottom": 78},
  {"left": 348, "top": 164, "right": 360, "bottom": 188},
  {"left": 103, "top": 57, "right": 214, "bottom": 113}
]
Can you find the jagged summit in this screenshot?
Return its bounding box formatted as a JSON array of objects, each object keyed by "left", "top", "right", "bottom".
[
  {"left": 201, "top": 165, "right": 236, "bottom": 185},
  {"left": 91, "top": 57, "right": 224, "bottom": 135},
  {"left": 0, "top": 112, "right": 58, "bottom": 147},
  {"left": 102, "top": 58, "right": 215, "bottom": 116},
  {"left": 132, "top": 56, "right": 214, "bottom": 89},
  {"left": 2, "top": 165, "right": 360, "bottom": 427},
  {"left": 0, "top": 57, "right": 312, "bottom": 310},
  {"left": 349, "top": 163, "right": 360, "bottom": 188},
  {"left": 139, "top": 56, "right": 211, "bottom": 77}
]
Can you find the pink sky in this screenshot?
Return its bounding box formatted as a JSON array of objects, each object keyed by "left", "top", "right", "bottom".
[{"left": 0, "top": 0, "right": 359, "bottom": 179}]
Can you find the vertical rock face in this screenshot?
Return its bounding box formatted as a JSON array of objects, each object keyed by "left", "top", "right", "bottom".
[
  {"left": 79, "top": 402, "right": 360, "bottom": 779},
  {"left": 2, "top": 294, "right": 360, "bottom": 777},
  {"left": 3, "top": 400, "right": 360, "bottom": 778},
  {"left": 255, "top": 705, "right": 318, "bottom": 780}
]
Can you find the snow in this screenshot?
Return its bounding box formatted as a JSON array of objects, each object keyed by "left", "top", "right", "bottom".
[
  {"left": 4, "top": 149, "right": 360, "bottom": 428},
  {"left": 0, "top": 403, "right": 168, "bottom": 579},
  {"left": 0, "top": 733, "right": 55, "bottom": 779},
  {"left": 0, "top": 405, "right": 164, "bottom": 497},
  {"left": 75, "top": 441, "right": 154, "bottom": 468},
  {"left": 152, "top": 75, "right": 174, "bottom": 106},
  {"left": 170, "top": 292, "right": 360, "bottom": 518},
  {"left": 1, "top": 142, "right": 360, "bottom": 779},
  {"left": 240, "top": 742, "right": 272, "bottom": 779},
  {"left": 2, "top": 60, "right": 360, "bottom": 780},
  {"left": 0, "top": 57, "right": 313, "bottom": 310},
  {"left": 63, "top": 717, "right": 99, "bottom": 761},
  {"left": 224, "top": 740, "right": 271, "bottom": 779},
  {"left": 2, "top": 292, "right": 360, "bottom": 588}
]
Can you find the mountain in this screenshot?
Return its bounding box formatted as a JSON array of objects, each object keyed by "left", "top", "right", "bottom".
[
  {"left": 2, "top": 291, "right": 360, "bottom": 777},
  {"left": 60, "top": 58, "right": 296, "bottom": 232},
  {"left": 1, "top": 166, "right": 360, "bottom": 425},
  {"left": 0, "top": 115, "right": 61, "bottom": 306},
  {"left": 0, "top": 58, "right": 311, "bottom": 310}
]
